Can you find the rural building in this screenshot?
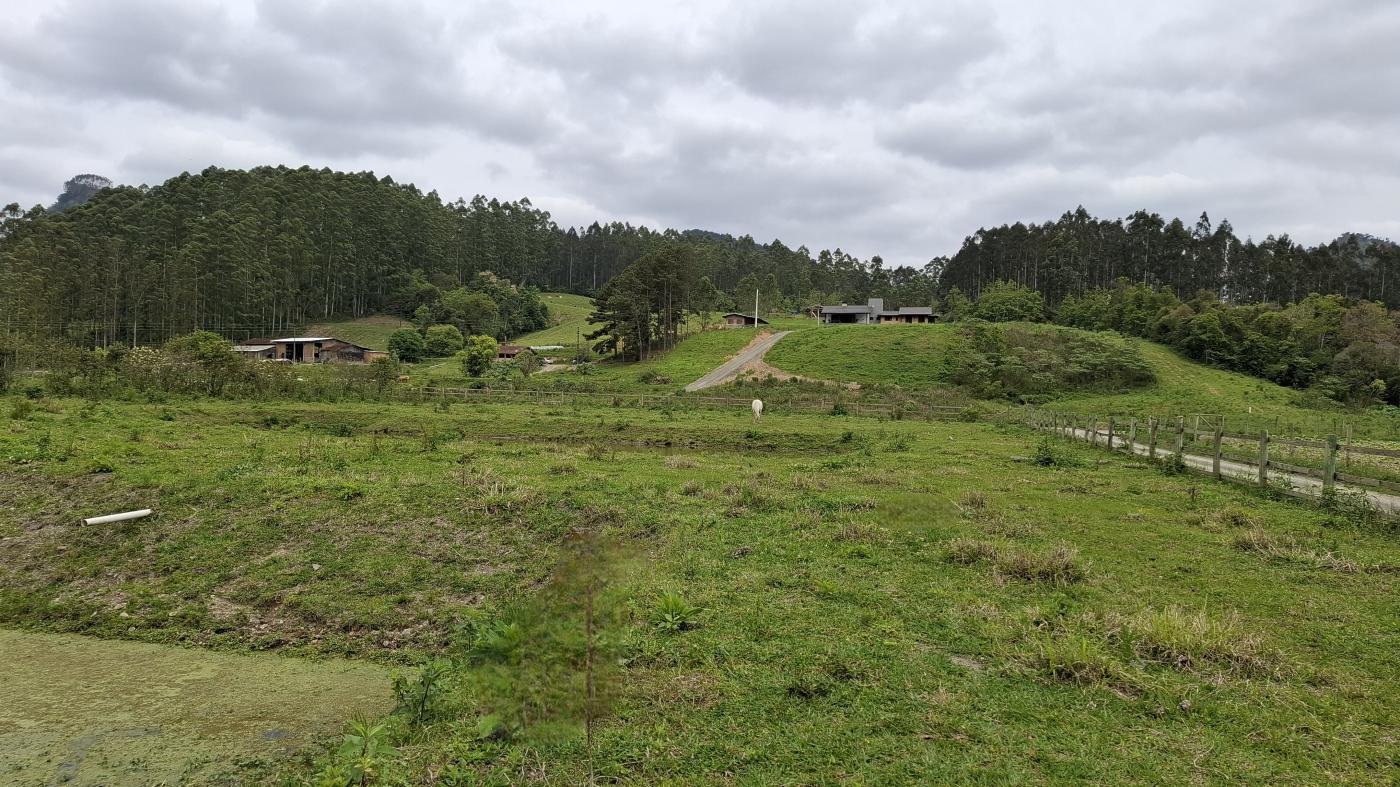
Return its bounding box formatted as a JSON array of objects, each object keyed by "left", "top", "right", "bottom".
[
  {"left": 497, "top": 344, "right": 526, "bottom": 359},
  {"left": 232, "top": 343, "right": 276, "bottom": 360},
  {"left": 818, "top": 298, "right": 938, "bottom": 325},
  {"left": 267, "top": 337, "right": 388, "bottom": 364},
  {"left": 721, "top": 312, "right": 770, "bottom": 328}
]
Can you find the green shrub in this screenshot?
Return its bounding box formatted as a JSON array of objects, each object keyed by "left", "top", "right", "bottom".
[
  {"left": 388, "top": 328, "right": 427, "bottom": 363},
  {"left": 9, "top": 398, "right": 34, "bottom": 420},
  {"left": 423, "top": 324, "right": 465, "bottom": 357},
  {"left": 652, "top": 592, "right": 700, "bottom": 632}
]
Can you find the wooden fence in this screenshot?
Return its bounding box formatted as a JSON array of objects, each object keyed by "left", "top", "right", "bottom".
[
  {"left": 1031, "top": 411, "right": 1400, "bottom": 497},
  {"left": 413, "top": 386, "right": 969, "bottom": 420}
]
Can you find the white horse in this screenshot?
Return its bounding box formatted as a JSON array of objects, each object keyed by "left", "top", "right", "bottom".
[{"left": 751, "top": 399, "right": 764, "bottom": 422}]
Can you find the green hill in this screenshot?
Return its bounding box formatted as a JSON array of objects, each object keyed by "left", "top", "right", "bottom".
[
  {"left": 765, "top": 323, "right": 1154, "bottom": 396},
  {"left": 513, "top": 293, "right": 598, "bottom": 347},
  {"left": 763, "top": 322, "right": 1400, "bottom": 440},
  {"left": 300, "top": 315, "right": 412, "bottom": 351}
]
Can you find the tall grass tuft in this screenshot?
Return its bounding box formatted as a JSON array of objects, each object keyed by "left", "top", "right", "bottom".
[{"left": 1126, "top": 607, "right": 1281, "bottom": 678}]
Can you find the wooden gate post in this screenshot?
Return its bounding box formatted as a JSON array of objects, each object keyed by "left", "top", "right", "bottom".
[
  {"left": 1148, "top": 418, "right": 1159, "bottom": 460},
  {"left": 1127, "top": 418, "right": 1137, "bottom": 454},
  {"left": 1212, "top": 421, "right": 1224, "bottom": 479},
  {"left": 1323, "top": 434, "right": 1338, "bottom": 491},
  {"left": 1257, "top": 430, "right": 1270, "bottom": 487},
  {"left": 1107, "top": 417, "right": 1116, "bottom": 451},
  {"left": 1089, "top": 417, "right": 1098, "bottom": 447},
  {"left": 1174, "top": 416, "right": 1185, "bottom": 455},
  {"left": 1344, "top": 423, "right": 1352, "bottom": 468}
]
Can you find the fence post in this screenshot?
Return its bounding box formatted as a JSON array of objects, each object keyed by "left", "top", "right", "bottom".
[
  {"left": 1257, "top": 430, "right": 1269, "bottom": 487},
  {"left": 1174, "top": 416, "right": 1185, "bottom": 455},
  {"left": 1089, "top": 417, "right": 1098, "bottom": 447},
  {"left": 1212, "top": 420, "right": 1223, "bottom": 479},
  {"left": 1344, "top": 423, "right": 1352, "bottom": 468},
  {"left": 1148, "top": 418, "right": 1159, "bottom": 460},
  {"left": 1323, "top": 434, "right": 1338, "bottom": 491},
  {"left": 1107, "top": 417, "right": 1115, "bottom": 450},
  {"left": 1128, "top": 418, "right": 1137, "bottom": 453}
]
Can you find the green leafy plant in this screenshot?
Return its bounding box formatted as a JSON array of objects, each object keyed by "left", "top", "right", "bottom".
[{"left": 651, "top": 591, "right": 700, "bottom": 632}]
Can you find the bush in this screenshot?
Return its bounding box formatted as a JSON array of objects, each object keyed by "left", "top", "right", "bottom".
[
  {"left": 423, "top": 324, "right": 465, "bottom": 357},
  {"left": 9, "top": 398, "right": 33, "bottom": 420},
  {"left": 462, "top": 335, "right": 498, "bottom": 377},
  {"left": 388, "top": 328, "right": 427, "bottom": 363}
]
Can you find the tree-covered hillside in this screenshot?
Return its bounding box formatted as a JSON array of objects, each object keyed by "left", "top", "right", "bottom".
[
  {"left": 0, "top": 166, "right": 940, "bottom": 347},
  {"left": 937, "top": 206, "right": 1400, "bottom": 308}
]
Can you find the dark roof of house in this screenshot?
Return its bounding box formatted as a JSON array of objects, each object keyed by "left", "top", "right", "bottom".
[
  {"left": 320, "top": 340, "right": 377, "bottom": 352},
  {"left": 233, "top": 344, "right": 274, "bottom": 352},
  {"left": 721, "top": 312, "right": 770, "bottom": 323},
  {"left": 498, "top": 344, "right": 525, "bottom": 355},
  {"left": 820, "top": 305, "right": 875, "bottom": 314}
]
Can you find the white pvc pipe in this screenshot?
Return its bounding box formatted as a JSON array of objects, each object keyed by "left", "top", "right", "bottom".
[{"left": 82, "top": 509, "right": 152, "bottom": 526}]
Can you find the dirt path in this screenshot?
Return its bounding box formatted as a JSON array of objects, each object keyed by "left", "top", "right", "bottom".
[
  {"left": 684, "top": 330, "right": 793, "bottom": 392},
  {"left": 1061, "top": 426, "right": 1400, "bottom": 515}
]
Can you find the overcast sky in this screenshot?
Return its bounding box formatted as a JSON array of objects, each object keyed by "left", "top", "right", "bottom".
[{"left": 1, "top": 0, "right": 1396, "bottom": 264}]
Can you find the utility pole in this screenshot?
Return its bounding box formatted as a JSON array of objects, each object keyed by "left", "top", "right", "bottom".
[{"left": 754, "top": 289, "right": 759, "bottom": 328}]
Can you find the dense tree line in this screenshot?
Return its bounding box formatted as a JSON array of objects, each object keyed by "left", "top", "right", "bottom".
[
  {"left": 938, "top": 207, "right": 1400, "bottom": 309},
  {"left": 0, "top": 166, "right": 939, "bottom": 347},
  {"left": 1054, "top": 282, "right": 1400, "bottom": 405}
]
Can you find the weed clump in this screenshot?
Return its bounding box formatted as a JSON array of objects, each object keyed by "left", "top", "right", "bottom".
[
  {"left": 664, "top": 455, "right": 699, "bottom": 470},
  {"left": 1157, "top": 452, "right": 1187, "bottom": 475},
  {"left": 946, "top": 538, "right": 1088, "bottom": 584},
  {"left": 1031, "top": 438, "right": 1077, "bottom": 468},
  {"left": 1212, "top": 506, "right": 1258, "bottom": 528},
  {"left": 1125, "top": 607, "right": 1281, "bottom": 678},
  {"left": 998, "top": 543, "right": 1088, "bottom": 585},
  {"left": 1232, "top": 528, "right": 1362, "bottom": 573},
  {"left": 946, "top": 537, "right": 999, "bottom": 565},
  {"left": 959, "top": 490, "right": 988, "bottom": 511},
  {"left": 1033, "top": 633, "right": 1128, "bottom": 688}
]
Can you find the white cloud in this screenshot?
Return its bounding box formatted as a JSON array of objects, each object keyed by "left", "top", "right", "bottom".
[{"left": 0, "top": 0, "right": 1397, "bottom": 260}]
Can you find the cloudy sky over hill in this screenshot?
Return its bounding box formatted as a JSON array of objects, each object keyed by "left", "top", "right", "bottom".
[{"left": 1, "top": 0, "right": 1396, "bottom": 264}]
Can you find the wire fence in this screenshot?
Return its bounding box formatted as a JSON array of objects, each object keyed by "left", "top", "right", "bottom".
[{"left": 1029, "top": 410, "right": 1400, "bottom": 513}]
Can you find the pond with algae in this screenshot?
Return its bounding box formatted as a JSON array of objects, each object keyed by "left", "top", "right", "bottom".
[{"left": 0, "top": 629, "right": 393, "bottom": 785}]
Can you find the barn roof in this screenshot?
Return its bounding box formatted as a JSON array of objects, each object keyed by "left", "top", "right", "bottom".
[
  {"left": 271, "top": 337, "right": 334, "bottom": 343},
  {"left": 233, "top": 344, "right": 274, "bottom": 352}
]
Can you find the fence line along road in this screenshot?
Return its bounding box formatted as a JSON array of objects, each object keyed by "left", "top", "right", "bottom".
[
  {"left": 413, "top": 385, "right": 968, "bottom": 420},
  {"left": 1031, "top": 411, "right": 1400, "bottom": 516}
]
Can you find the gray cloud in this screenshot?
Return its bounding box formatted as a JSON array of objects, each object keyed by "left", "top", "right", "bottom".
[{"left": 0, "top": 0, "right": 1397, "bottom": 262}]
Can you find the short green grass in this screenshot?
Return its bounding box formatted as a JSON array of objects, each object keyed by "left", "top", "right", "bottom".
[
  {"left": 299, "top": 315, "right": 413, "bottom": 351},
  {"left": 765, "top": 323, "right": 960, "bottom": 388},
  {"left": 766, "top": 323, "right": 1400, "bottom": 442},
  {"left": 2, "top": 395, "right": 1396, "bottom": 784},
  {"left": 513, "top": 293, "right": 599, "bottom": 347}
]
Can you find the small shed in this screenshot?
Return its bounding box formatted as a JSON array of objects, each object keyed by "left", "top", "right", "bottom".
[
  {"left": 233, "top": 343, "right": 276, "bottom": 360},
  {"left": 497, "top": 344, "right": 526, "bottom": 359},
  {"left": 720, "top": 312, "right": 770, "bottom": 328}
]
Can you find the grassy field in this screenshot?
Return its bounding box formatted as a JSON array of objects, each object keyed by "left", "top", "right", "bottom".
[
  {"left": 413, "top": 326, "right": 784, "bottom": 391},
  {"left": 764, "top": 322, "right": 1400, "bottom": 442},
  {"left": 765, "top": 323, "right": 961, "bottom": 388},
  {"left": 2, "top": 395, "right": 1396, "bottom": 784},
  {"left": 300, "top": 315, "right": 413, "bottom": 351},
  {"left": 514, "top": 292, "right": 599, "bottom": 348}
]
